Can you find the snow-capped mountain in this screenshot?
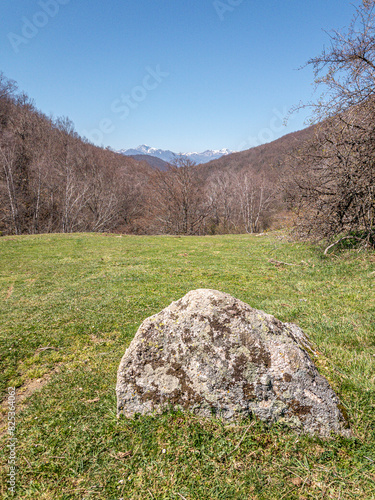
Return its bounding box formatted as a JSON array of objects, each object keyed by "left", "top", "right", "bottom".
[{"left": 118, "top": 145, "right": 234, "bottom": 165}]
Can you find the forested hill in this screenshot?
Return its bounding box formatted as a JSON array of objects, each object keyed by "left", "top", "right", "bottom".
[
  {"left": 0, "top": 73, "right": 155, "bottom": 236},
  {"left": 197, "top": 125, "right": 315, "bottom": 180},
  {"left": 126, "top": 154, "right": 170, "bottom": 171}
]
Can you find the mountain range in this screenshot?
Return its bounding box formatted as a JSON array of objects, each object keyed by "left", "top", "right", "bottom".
[{"left": 118, "top": 145, "right": 234, "bottom": 165}]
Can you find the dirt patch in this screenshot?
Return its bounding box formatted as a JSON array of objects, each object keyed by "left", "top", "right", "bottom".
[
  {"left": 6, "top": 284, "right": 14, "bottom": 299},
  {"left": 90, "top": 334, "right": 106, "bottom": 344},
  {"left": 0, "top": 364, "right": 62, "bottom": 439}
]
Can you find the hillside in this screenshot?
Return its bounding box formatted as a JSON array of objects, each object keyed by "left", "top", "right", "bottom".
[
  {"left": 127, "top": 154, "right": 170, "bottom": 171},
  {"left": 197, "top": 125, "right": 316, "bottom": 180},
  {"left": 0, "top": 74, "right": 154, "bottom": 236}
]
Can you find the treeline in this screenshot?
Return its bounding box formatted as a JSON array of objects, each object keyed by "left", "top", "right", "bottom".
[{"left": 0, "top": 73, "right": 281, "bottom": 236}]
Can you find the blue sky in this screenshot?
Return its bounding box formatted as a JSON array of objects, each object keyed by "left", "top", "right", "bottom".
[{"left": 1, "top": 0, "right": 358, "bottom": 152}]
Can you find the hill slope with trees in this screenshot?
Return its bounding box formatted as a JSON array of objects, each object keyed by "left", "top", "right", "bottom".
[
  {"left": 0, "top": 73, "right": 316, "bottom": 236},
  {"left": 0, "top": 74, "right": 153, "bottom": 235},
  {"left": 197, "top": 125, "right": 315, "bottom": 180}
]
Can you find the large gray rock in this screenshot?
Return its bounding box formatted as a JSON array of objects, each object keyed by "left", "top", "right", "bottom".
[{"left": 116, "top": 289, "right": 350, "bottom": 436}]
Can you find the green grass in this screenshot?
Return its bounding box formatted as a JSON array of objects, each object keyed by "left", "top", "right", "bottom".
[{"left": 0, "top": 232, "right": 374, "bottom": 499}]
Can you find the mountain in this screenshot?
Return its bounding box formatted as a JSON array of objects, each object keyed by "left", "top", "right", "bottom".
[
  {"left": 185, "top": 148, "right": 233, "bottom": 165},
  {"left": 118, "top": 145, "right": 176, "bottom": 163},
  {"left": 118, "top": 145, "right": 234, "bottom": 165}
]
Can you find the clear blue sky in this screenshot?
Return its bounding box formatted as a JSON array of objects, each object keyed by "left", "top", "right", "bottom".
[{"left": 0, "top": 0, "right": 358, "bottom": 152}]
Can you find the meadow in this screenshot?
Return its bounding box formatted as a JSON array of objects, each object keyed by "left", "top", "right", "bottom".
[{"left": 0, "top": 232, "right": 374, "bottom": 499}]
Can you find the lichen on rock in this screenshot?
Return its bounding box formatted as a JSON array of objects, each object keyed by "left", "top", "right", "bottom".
[{"left": 116, "top": 289, "right": 351, "bottom": 437}]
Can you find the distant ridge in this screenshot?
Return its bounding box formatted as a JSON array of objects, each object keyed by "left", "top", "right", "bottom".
[
  {"left": 196, "top": 125, "right": 316, "bottom": 180},
  {"left": 118, "top": 144, "right": 234, "bottom": 165},
  {"left": 127, "top": 154, "right": 170, "bottom": 171}
]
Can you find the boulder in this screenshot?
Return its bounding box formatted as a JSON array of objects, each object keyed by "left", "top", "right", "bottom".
[{"left": 116, "top": 289, "right": 350, "bottom": 436}]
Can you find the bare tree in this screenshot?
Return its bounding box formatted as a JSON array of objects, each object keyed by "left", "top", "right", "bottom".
[
  {"left": 0, "top": 73, "right": 17, "bottom": 128},
  {"left": 286, "top": 109, "right": 375, "bottom": 245},
  {"left": 151, "top": 156, "right": 210, "bottom": 234},
  {"left": 233, "top": 172, "right": 275, "bottom": 234},
  {"left": 0, "top": 133, "right": 20, "bottom": 233},
  {"left": 287, "top": 1, "right": 375, "bottom": 248},
  {"left": 206, "top": 173, "right": 236, "bottom": 234},
  {"left": 0, "top": 93, "right": 37, "bottom": 234}
]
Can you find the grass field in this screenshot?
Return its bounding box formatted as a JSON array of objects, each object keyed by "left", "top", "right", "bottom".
[{"left": 0, "top": 232, "right": 374, "bottom": 499}]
